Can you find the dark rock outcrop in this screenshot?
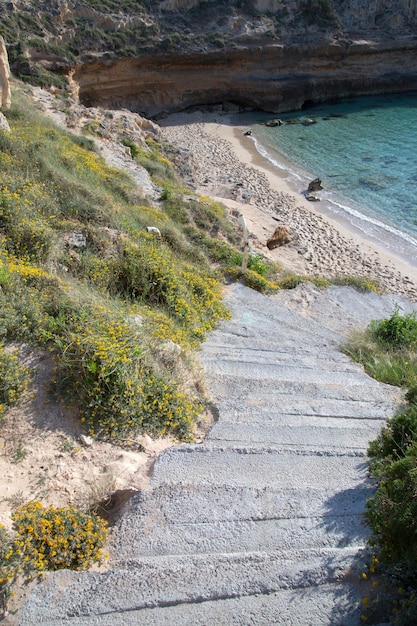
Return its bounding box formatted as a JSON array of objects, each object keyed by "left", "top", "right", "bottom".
[{"left": 308, "top": 178, "right": 324, "bottom": 192}]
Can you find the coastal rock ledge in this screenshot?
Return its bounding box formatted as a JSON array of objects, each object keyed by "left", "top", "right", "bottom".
[{"left": 75, "top": 39, "right": 417, "bottom": 117}]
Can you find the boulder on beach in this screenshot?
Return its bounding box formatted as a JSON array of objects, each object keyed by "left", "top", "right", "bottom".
[
  {"left": 306, "top": 193, "right": 320, "bottom": 202},
  {"left": 266, "top": 225, "right": 292, "bottom": 249}
]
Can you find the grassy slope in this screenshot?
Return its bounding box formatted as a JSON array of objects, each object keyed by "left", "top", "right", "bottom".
[{"left": 0, "top": 83, "right": 285, "bottom": 442}]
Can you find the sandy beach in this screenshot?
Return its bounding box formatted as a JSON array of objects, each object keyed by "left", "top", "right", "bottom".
[{"left": 160, "top": 110, "right": 417, "bottom": 302}]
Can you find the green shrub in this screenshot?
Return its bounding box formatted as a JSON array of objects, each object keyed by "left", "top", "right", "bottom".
[
  {"left": 108, "top": 236, "right": 229, "bottom": 345},
  {"left": 366, "top": 442, "right": 417, "bottom": 568},
  {"left": 247, "top": 253, "right": 269, "bottom": 277},
  {"left": 226, "top": 267, "right": 279, "bottom": 293},
  {"left": 345, "top": 308, "right": 417, "bottom": 614},
  {"left": 276, "top": 274, "right": 330, "bottom": 290},
  {"left": 131, "top": 142, "right": 176, "bottom": 182},
  {"left": 368, "top": 404, "right": 417, "bottom": 473},
  {"left": 330, "top": 275, "right": 381, "bottom": 293},
  {"left": 370, "top": 306, "right": 417, "bottom": 348},
  {"left": 55, "top": 309, "right": 202, "bottom": 439}
]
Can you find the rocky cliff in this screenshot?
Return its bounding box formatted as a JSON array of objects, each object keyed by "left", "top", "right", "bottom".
[
  {"left": 75, "top": 39, "right": 417, "bottom": 117},
  {"left": 1, "top": 0, "right": 417, "bottom": 115}
]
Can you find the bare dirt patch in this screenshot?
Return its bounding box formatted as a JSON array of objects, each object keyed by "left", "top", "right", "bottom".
[{"left": 0, "top": 346, "right": 176, "bottom": 532}]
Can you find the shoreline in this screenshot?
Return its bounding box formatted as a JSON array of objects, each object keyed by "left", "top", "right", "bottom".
[{"left": 160, "top": 110, "right": 417, "bottom": 302}]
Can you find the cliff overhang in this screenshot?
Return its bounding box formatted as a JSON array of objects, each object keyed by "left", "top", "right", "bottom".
[{"left": 74, "top": 38, "right": 417, "bottom": 117}]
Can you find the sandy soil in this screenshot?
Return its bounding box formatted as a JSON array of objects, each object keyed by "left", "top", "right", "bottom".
[
  {"left": 160, "top": 110, "right": 417, "bottom": 301},
  {"left": 0, "top": 348, "right": 176, "bottom": 532}
]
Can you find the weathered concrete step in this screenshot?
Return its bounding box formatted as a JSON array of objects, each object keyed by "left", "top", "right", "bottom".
[
  {"left": 151, "top": 447, "right": 370, "bottom": 489},
  {"left": 305, "top": 286, "right": 417, "bottom": 330},
  {"left": 212, "top": 395, "right": 399, "bottom": 420},
  {"left": 199, "top": 441, "right": 368, "bottom": 456},
  {"left": 204, "top": 331, "right": 337, "bottom": 354},
  {"left": 202, "top": 346, "right": 357, "bottom": 369},
  {"left": 204, "top": 360, "right": 386, "bottom": 386},
  {"left": 17, "top": 548, "right": 361, "bottom": 624},
  {"left": 114, "top": 483, "right": 374, "bottom": 529},
  {"left": 207, "top": 418, "right": 384, "bottom": 450},
  {"left": 30, "top": 583, "right": 360, "bottom": 625},
  {"left": 208, "top": 319, "right": 340, "bottom": 350},
  {"left": 110, "top": 513, "right": 368, "bottom": 559}
]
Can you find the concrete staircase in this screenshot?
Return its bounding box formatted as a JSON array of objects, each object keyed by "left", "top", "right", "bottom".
[{"left": 18, "top": 283, "right": 417, "bottom": 625}]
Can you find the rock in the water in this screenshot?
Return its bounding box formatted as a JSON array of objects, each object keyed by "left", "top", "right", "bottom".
[
  {"left": 265, "top": 118, "right": 283, "bottom": 127},
  {"left": 308, "top": 178, "right": 323, "bottom": 192}
]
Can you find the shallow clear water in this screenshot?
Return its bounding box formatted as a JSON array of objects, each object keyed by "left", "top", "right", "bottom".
[{"left": 252, "top": 93, "right": 417, "bottom": 266}]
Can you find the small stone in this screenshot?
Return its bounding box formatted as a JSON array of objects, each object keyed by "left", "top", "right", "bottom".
[{"left": 79, "top": 434, "right": 94, "bottom": 447}]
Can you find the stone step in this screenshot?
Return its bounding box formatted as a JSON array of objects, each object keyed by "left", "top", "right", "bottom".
[
  {"left": 207, "top": 316, "right": 340, "bottom": 350},
  {"left": 113, "top": 483, "right": 374, "bottom": 527},
  {"left": 18, "top": 583, "right": 361, "bottom": 625},
  {"left": 202, "top": 345, "right": 357, "bottom": 368},
  {"left": 203, "top": 360, "right": 384, "bottom": 387},
  {"left": 150, "top": 447, "right": 370, "bottom": 490},
  {"left": 113, "top": 516, "right": 367, "bottom": 559},
  {"left": 211, "top": 392, "right": 399, "bottom": 420},
  {"left": 207, "top": 417, "right": 385, "bottom": 450},
  {"left": 18, "top": 548, "right": 362, "bottom": 625}
]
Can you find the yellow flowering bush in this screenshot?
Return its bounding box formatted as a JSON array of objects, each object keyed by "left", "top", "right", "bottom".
[
  {"left": 0, "top": 525, "right": 21, "bottom": 611},
  {"left": 0, "top": 344, "right": 30, "bottom": 420},
  {"left": 11, "top": 501, "right": 108, "bottom": 573},
  {"left": 56, "top": 308, "right": 201, "bottom": 439},
  {"left": 1, "top": 499, "right": 108, "bottom": 611},
  {"left": 226, "top": 267, "right": 280, "bottom": 293},
  {"left": 110, "top": 236, "right": 230, "bottom": 345},
  {"left": 0, "top": 181, "right": 56, "bottom": 262}
]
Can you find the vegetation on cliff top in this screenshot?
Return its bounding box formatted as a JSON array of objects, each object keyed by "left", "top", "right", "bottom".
[{"left": 0, "top": 0, "right": 343, "bottom": 88}]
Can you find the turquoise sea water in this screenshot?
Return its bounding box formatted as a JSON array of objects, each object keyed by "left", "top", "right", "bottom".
[{"left": 251, "top": 93, "right": 417, "bottom": 267}]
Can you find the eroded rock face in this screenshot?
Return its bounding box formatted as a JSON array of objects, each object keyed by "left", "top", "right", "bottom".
[
  {"left": 3, "top": 0, "right": 417, "bottom": 116},
  {"left": 74, "top": 39, "right": 417, "bottom": 117}
]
